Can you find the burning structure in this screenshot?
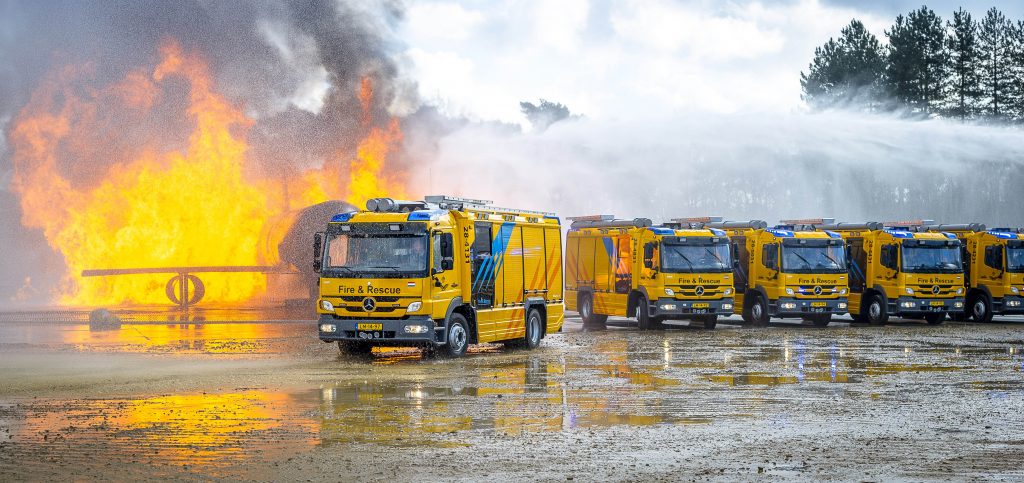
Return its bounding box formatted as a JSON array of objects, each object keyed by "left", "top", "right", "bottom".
[{"left": 4, "top": 2, "right": 415, "bottom": 309}]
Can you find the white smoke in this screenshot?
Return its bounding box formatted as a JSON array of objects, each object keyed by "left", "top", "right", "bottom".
[{"left": 414, "top": 110, "right": 1024, "bottom": 227}]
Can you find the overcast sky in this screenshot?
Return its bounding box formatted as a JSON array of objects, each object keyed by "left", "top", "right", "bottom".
[{"left": 398, "top": 0, "right": 1024, "bottom": 125}]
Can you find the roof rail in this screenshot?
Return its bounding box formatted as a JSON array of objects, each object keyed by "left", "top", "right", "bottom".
[
  {"left": 883, "top": 219, "right": 935, "bottom": 229},
  {"left": 779, "top": 218, "right": 835, "bottom": 225},
  {"left": 921, "top": 223, "right": 986, "bottom": 233},
  {"left": 570, "top": 218, "right": 652, "bottom": 229},
  {"left": 425, "top": 195, "right": 555, "bottom": 216},
  {"left": 814, "top": 222, "right": 883, "bottom": 231},
  {"left": 567, "top": 215, "right": 615, "bottom": 222},
  {"left": 704, "top": 220, "right": 768, "bottom": 230}
]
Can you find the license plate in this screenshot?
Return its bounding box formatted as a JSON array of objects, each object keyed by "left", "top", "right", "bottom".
[
  {"left": 929, "top": 301, "right": 944, "bottom": 307},
  {"left": 811, "top": 302, "right": 827, "bottom": 308},
  {"left": 358, "top": 323, "right": 383, "bottom": 331},
  {"left": 692, "top": 303, "right": 710, "bottom": 309}
]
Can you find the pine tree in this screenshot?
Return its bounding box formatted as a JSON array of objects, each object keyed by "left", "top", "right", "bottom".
[
  {"left": 978, "top": 7, "right": 1013, "bottom": 120},
  {"left": 1006, "top": 21, "right": 1024, "bottom": 121},
  {"left": 801, "top": 20, "right": 887, "bottom": 110},
  {"left": 947, "top": 8, "right": 983, "bottom": 120},
  {"left": 885, "top": 6, "right": 949, "bottom": 115}
]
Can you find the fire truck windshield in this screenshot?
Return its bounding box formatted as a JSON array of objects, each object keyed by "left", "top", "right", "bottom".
[
  {"left": 781, "top": 245, "right": 847, "bottom": 274},
  {"left": 324, "top": 233, "right": 428, "bottom": 276},
  {"left": 661, "top": 242, "right": 731, "bottom": 273},
  {"left": 901, "top": 245, "right": 963, "bottom": 273},
  {"left": 1007, "top": 245, "right": 1024, "bottom": 272}
]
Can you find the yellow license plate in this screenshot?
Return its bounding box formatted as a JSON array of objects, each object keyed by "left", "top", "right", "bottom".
[
  {"left": 692, "top": 303, "right": 710, "bottom": 309},
  {"left": 357, "top": 323, "right": 383, "bottom": 331},
  {"left": 929, "top": 301, "right": 944, "bottom": 306},
  {"left": 811, "top": 302, "right": 828, "bottom": 307}
]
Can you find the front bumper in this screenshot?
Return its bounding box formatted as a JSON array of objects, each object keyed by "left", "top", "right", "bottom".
[
  {"left": 770, "top": 297, "right": 848, "bottom": 317},
  {"left": 650, "top": 298, "right": 734, "bottom": 317},
  {"left": 994, "top": 296, "right": 1024, "bottom": 315},
  {"left": 317, "top": 314, "right": 442, "bottom": 345},
  {"left": 891, "top": 297, "right": 964, "bottom": 315}
]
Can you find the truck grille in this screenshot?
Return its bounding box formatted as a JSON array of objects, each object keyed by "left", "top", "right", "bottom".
[
  {"left": 675, "top": 285, "right": 729, "bottom": 298},
  {"left": 908, "top": 284, "right": 960, "bottom": 297}
]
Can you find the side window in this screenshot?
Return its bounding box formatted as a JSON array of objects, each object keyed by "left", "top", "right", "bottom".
[
  {"left": 432, "top": 233, "right": 443, "bottom": 271},
  {"left": 762, "top": 243, "right": 778, "bottom": 271},
  {"left": 984, "top": 245, "right": 1003, "bottom": 270},
  {"left": 880, "top": 244, "right": 898, "bottom": 270}
]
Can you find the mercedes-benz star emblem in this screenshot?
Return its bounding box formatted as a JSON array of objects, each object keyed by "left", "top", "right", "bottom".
[
  {"left": 813, "top": 286, "right": 823, "bottom": 295},
  {"left": 695, "top": 286, "right": 705, "bottom": 296},
  {"left": 362, "top": 297, "right": 377, "bottom": 312},
  {"left": 931, "top": 285, "right": 941, "bottom": 295}
]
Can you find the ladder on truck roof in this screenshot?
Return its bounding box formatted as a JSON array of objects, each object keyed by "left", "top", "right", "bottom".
[
  {"left": 424, "top": 195, "right": 556, "bottom": 217},
  {"left": 567, "top": 215, "right": 652, "bottom": 230}
]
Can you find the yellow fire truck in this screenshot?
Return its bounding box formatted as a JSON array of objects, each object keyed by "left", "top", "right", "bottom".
[
  {"left": 695, "top": 219, "right": 849, "bottom": 327},
  {"left": 810, "top": 221, "right": 966, "bottom": 325},
  {"left": 920, "top": 224, "right": 1023, "bottom": 322},
  {"left": 565, "top": 216, "right": 734, "bottom": 330},
  {"left": 314, "top": 196, "right": 564, "bottom": 357}
]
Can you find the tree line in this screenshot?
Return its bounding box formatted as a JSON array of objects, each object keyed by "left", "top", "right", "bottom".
[{"left": 801, "top": 6, "right": 1024, "bottom": 121}]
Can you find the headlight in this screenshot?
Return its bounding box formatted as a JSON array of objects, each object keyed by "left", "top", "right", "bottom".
[
  {"left": 838, "top": 302, "right": 848, "bottom": 309},
  {"left": 320, "top": 299, "right": 334, "bottom": 311},
  {"left": 1012, "top": 287, "right": 1020, "bottom": 294},
  {"left": 722, "top": 303, "right": 733, "bottom": 310},
  {"left": 839, "top": 288, "right": 848, "bottom": 295},
  {"left": 404, "top": 324, "right": 429, "bottom": 334},
  {"left": 781, "top": 302, "right": 797, "bottom": 309},
  {"left": 661, "top": 303, "right": 677, "bottom": 311},
  {"left": 901, "top": 301, "right": 916, "bottom": 308},
  {"left": 905, "top": 287, "right": 914, "bottom": 295},
  {"left": 664, "top": 288, "right": 674, "bottom": 296},
  {"left": 724, "top": 288, "right": 733, "bottom": 296},
  {"left": 319, "top": 323, "right": 336, "bottom": 333},
  {"left": 407, "top": 301, "right": 422, "bottom": 312},
  {"left": 956, "top": 287, "right": 964, "bottom": 295},
  {"left": 954, "top": 301, "right": 964, "bottom": 308},
  {"left": 785, "top": 288, "right": 795, "bottom": 296}
]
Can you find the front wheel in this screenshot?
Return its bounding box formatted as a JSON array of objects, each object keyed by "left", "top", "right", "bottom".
[
  {"left": 924, "top": 312, "right": 946, "bottom": 325},
  {"left": 864, "top": 294, "right": 888, "bottom": 326},
  {"left": 636, "top": 298, "right": 653, "bottom": 330},
  {"left": 969, "top": 294, "right": 994, "bottom": 324},
  {"left": 442, "top": 314, "right": 470, "bottom": 358},
  {"left": 524, "top": 309, "right": 543, "bottom": 349},
  {"left": 744, "top": 295, "right": 770, "bottom": 327}
]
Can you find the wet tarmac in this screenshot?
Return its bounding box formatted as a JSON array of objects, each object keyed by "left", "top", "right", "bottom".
[{"left": 1, "top": 312, "right": 1023, "bottom": 481}]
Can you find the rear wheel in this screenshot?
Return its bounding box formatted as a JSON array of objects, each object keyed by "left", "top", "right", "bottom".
[
  {"left": 524, "top": 309, "right": 543, "bottom": 349},
  {"left": 580, "top": 293, "right": 608, "bottom": 330},
  {"left": 338, "top": 340, "right": 373, "bottom": 356},
  {"left": 864, "top": 294, "right": 888, "bottom": 326},
  {"left": 442, "top": 314, "right": 470, "bottom": 358},
  {"left": 924, "top": 312, "right": 946, "bottom": 325},
  {"left": 636, "top": 297, "right": 653, "bottom": 330},
  {"left": 969, "top": 293, "right": 994, "bottom": 324}
]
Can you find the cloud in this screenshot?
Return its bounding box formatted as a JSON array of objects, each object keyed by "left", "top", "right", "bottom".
[{"left": 406, "top": 2, "right": 486, "bottom": 41}]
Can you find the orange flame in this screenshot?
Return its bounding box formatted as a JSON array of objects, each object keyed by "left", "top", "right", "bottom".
[{"left": 9, "top": 41, "right": 408, "bottom": 306}]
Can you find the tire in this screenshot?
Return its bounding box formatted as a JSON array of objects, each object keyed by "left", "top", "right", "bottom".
[
  {"left": 636, "top": 297, "right": 653, "bottom": 330},
  {"left": 580, "top": 293, "right": 608, "bottom": 330},
  {"left": 864, "top": 294, "right": 888, "bottom": 326},
  {"left": 810, "top": 314, "right": 831, "bottom": 327},
  {"left": 924, "top": 312, "right": 946, "bottom": 325},
  {"left": 524, "top": 309, "right": 543, "bottom": 349},
  {"left": 744, "top": 294, "right": 770, "bottom": 327},
  {"left": 442, "top": 314, "right": 470, "bottom": 358},
  {"left": 699, "top": 315, "right": 718, "bottom": 330},
  {"left": 338, "top": 340, "right": 373, "bottom": 356},
  {"left": 968, "top": 293, "right": 994, "bottom": 324}
]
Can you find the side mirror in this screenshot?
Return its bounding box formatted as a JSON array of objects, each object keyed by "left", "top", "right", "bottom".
[
  {"left": 313, "top": 233, "right": 324, "bottom": 273},
  {"left": 440, "top": 233, "right": 455, "bottom": 271},
  {"left": 643, "top": 243, "right": 655, "bottom": 269}
]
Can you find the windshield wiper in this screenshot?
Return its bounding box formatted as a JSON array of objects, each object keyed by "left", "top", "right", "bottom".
[
  {"left": 790, "top": 251, "right": 813, "bottom": 269},
  {"left": 672, "top": 248, "right": 695, "bottom": 272},
  {"left": 369, "top": 265, "right": 402, "bottom": 272},
  {"left": 820, "top": 251, "right": 842, "bottom": 269},
  {"left": 704, "top": 247, "right": 726, "bottom": 267},
  {"left": 330, "top": 266, "right": 357, "bottom": 274}
]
